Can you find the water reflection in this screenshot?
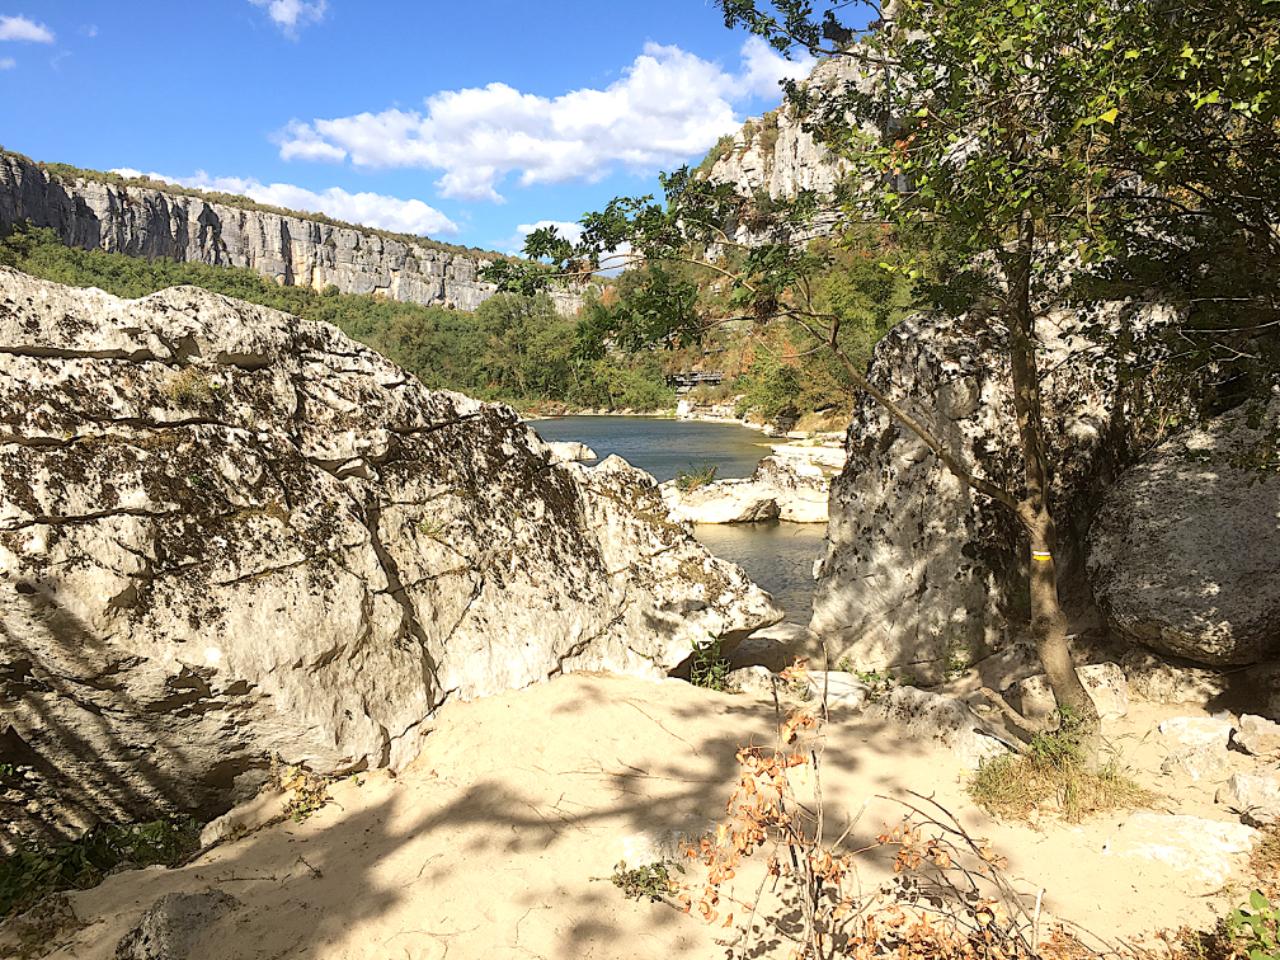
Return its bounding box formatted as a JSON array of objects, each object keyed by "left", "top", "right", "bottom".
[{"left": 692, "top": 521, "right": 826, "bottom": 624}]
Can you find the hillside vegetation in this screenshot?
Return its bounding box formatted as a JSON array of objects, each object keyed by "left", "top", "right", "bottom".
[
  {"left": 0, "top": 224, "right": 673, "bottom": 410},
  {"left": 1, "top": 223, "right": 908, "bottom": 420}
]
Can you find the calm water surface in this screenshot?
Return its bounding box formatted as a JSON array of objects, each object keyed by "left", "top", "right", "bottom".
[
  {"left": 533, "top": 415, "right": 772, "bottom": 482},
  {"left": 532, "top": 415, "right": 826, "bottom": 621}
]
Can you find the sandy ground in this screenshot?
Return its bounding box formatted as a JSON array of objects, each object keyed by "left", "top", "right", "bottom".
[{"left": 9, "top": 675, "right": 1271, "bottom": 960}]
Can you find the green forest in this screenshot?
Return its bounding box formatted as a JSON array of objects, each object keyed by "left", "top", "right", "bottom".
[{"left": 0, "top": 223, "right": 909, "bottom": 422}]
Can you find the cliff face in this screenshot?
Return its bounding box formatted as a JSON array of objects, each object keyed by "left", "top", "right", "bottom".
[
  {"left": 0, "top": 151, "right": 580, "bottom": 314},
  {"left": 703, "top": 57, "right": 860, "bottom": 242}
]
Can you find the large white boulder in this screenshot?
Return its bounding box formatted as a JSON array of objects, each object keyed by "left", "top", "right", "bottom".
[
  {"left": 810, "top": 305, "right": 1185, "bottom": 681},
  {"left": 0, "top": 269, "right": 780, "bottom": 848},
  {"left": 1087, "top": 398, "right": 1280, "bottom": 666}
]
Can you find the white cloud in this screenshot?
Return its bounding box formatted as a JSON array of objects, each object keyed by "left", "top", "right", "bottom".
[
  {"left": 249, "top": 0, "right": 326, "bottom": 35},
  {"left": 0, "top": 56, "right": 14, "bottom": 70},
  {"left": 522, "top": 220, "right": 584, "bottom": 245},
  {"left": 276, "top": 39, "right": 815, "bottom": 203},
  {"left": 739, "top": 36, "right": 816, "bottom": 98},
  {"left": 0, "top": 15, "right": 54, "bottom": 43},
  {"left": 109, "top": 168, "right": 458, "bottom": 237},
  {"left": 80, "top": 24, "right": 98, "bottom": 38}
]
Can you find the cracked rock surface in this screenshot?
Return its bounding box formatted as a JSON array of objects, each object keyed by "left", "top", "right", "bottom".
[
  {"left": 0, "top": 268, "right": 779, "bottom": 847},
  {"left": 1087, "top": 397, "right": 1280, "bottom": 666},
  {"left": 810, "top": 305, "right": 1185, "bottom": 681}
]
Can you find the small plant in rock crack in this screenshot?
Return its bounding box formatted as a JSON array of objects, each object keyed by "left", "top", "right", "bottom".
[
  {"left": 163, "top": 367, "right": 220, "bottom": 407},
  {"left": 416, "top": 516, "right": 447, "bottom": 541},
  {"left": 674, "top": 464, "right": 718, "bottom": 492},
  {"left": 1229, "top": 890, "right": 1280, "bottom": 960},
  {"left": 611, "top": 860, "right": 680, "bottom": 903},
  {"left": 855, "top": 668, "right": 898, "bottom": 702},
  {"left": 689, "top": 638, "right": 730, "bottom": 692},
  {"left": 272, "top": 760, "right": 332, "bottom": 824}
]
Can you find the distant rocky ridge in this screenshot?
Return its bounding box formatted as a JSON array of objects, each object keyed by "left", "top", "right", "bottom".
[{"left": 0, "top": 150, "right": 582, "bottom": 315}]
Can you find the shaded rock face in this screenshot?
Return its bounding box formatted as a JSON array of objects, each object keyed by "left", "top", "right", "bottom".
[
  {"left": 114, "top": 889, "right": 241, "bottom": 960},
  {"left": 810, "top": 305, "right": 1180, "bottom": 681},
  {"left": 0, "top": 268, "right": 780, "bottom": 849},
  {"left": 0, "top": 151, "right": 580, "bottom": 315},
  {"left": 1086, "top": 399, "right": 1280, "bottom": 666}
]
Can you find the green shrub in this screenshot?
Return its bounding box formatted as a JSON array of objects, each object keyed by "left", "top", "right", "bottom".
[
  {"left": 689, "top": 638, "right": 731, "bottom": 692},
  {"left": 1228, "top": 890, "right": 1280, "bottom": 960},
  {"left": 0, "top": 819, "right": 200, "bottom": 919},
  {"left": 610, "top": 860, "right": 676, "bottom": 902}
]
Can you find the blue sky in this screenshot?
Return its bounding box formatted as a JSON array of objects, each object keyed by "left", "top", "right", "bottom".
[{"left": 0, "top": 1, "right": 817, "bottom": 253}]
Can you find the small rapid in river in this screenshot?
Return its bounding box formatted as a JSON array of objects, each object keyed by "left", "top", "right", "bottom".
[{"left": 531, "top": 416, "right": 827, "bottom": 621}]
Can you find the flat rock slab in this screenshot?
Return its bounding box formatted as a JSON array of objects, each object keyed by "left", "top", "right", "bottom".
[
  {"left": 1157, "top": 716, "right": 1235, "bottom": 749},
  {"left": 1103, "top": 813, "right": 1258, "bottom": 893},
  {"left": 1234, "top": 715, "right": 1280, "bottom": 758},
  {"left": 1217, "top": 772, "right": 1280, "bottom": 825}
]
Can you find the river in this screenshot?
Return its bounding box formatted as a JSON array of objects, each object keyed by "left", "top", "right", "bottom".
[{"left": 532, "top": 416, "right": 827, "bottom": 622}]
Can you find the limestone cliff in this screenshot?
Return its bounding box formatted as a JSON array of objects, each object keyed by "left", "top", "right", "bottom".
[
  {"left": 702, "top": 57, "right": 860, "bottom": 242},
  {"left": 0, "top": 151, "right": 581, "bottom": 314},
  {"left": 0, "top": 267, "right": 778, "bottom": 847}
]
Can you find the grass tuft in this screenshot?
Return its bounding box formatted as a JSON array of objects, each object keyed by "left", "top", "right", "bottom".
[
  {"left": 674, "top": 464, "right": 718, "bottom": 492},
  {"left": 969, "top": 725, "right": 1153, "bottom": 823}
]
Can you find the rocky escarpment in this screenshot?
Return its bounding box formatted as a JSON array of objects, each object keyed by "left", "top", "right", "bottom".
[
  {"left": 0, "top": 268, "right": 779, "bottom": 849},
  {"left": 1087, "top": 396, "right": 1280, "bottom": 666},
  {"left": 703, "top": 57, "right": 860, "bottom": 243},
  {"left": 0, "top": 151, "right": 580, "bottom": 314},
  {"left": 809, "top": 304, "right": 1184, "bottom": 681}
]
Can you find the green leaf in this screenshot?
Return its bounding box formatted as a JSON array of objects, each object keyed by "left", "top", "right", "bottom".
[{"left": 1098, "top": 107, "right": 1120, "bottom": 124}]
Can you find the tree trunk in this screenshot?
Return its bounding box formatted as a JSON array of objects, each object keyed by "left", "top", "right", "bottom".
[{"left": 1007, "top": 215, "right": 1100, "bottom": 739}]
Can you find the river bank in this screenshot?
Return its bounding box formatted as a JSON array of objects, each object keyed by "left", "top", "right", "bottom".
[
  {"left": 521, "top": 397, "right": 850, "bottom": 441},
  {"left": 530, "top": 415, "right": 833, "bottom": 622}
]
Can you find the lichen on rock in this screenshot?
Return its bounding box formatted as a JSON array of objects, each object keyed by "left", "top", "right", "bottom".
[{"left": 0, "top": 268, "right": 779, "bottom": 848}]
